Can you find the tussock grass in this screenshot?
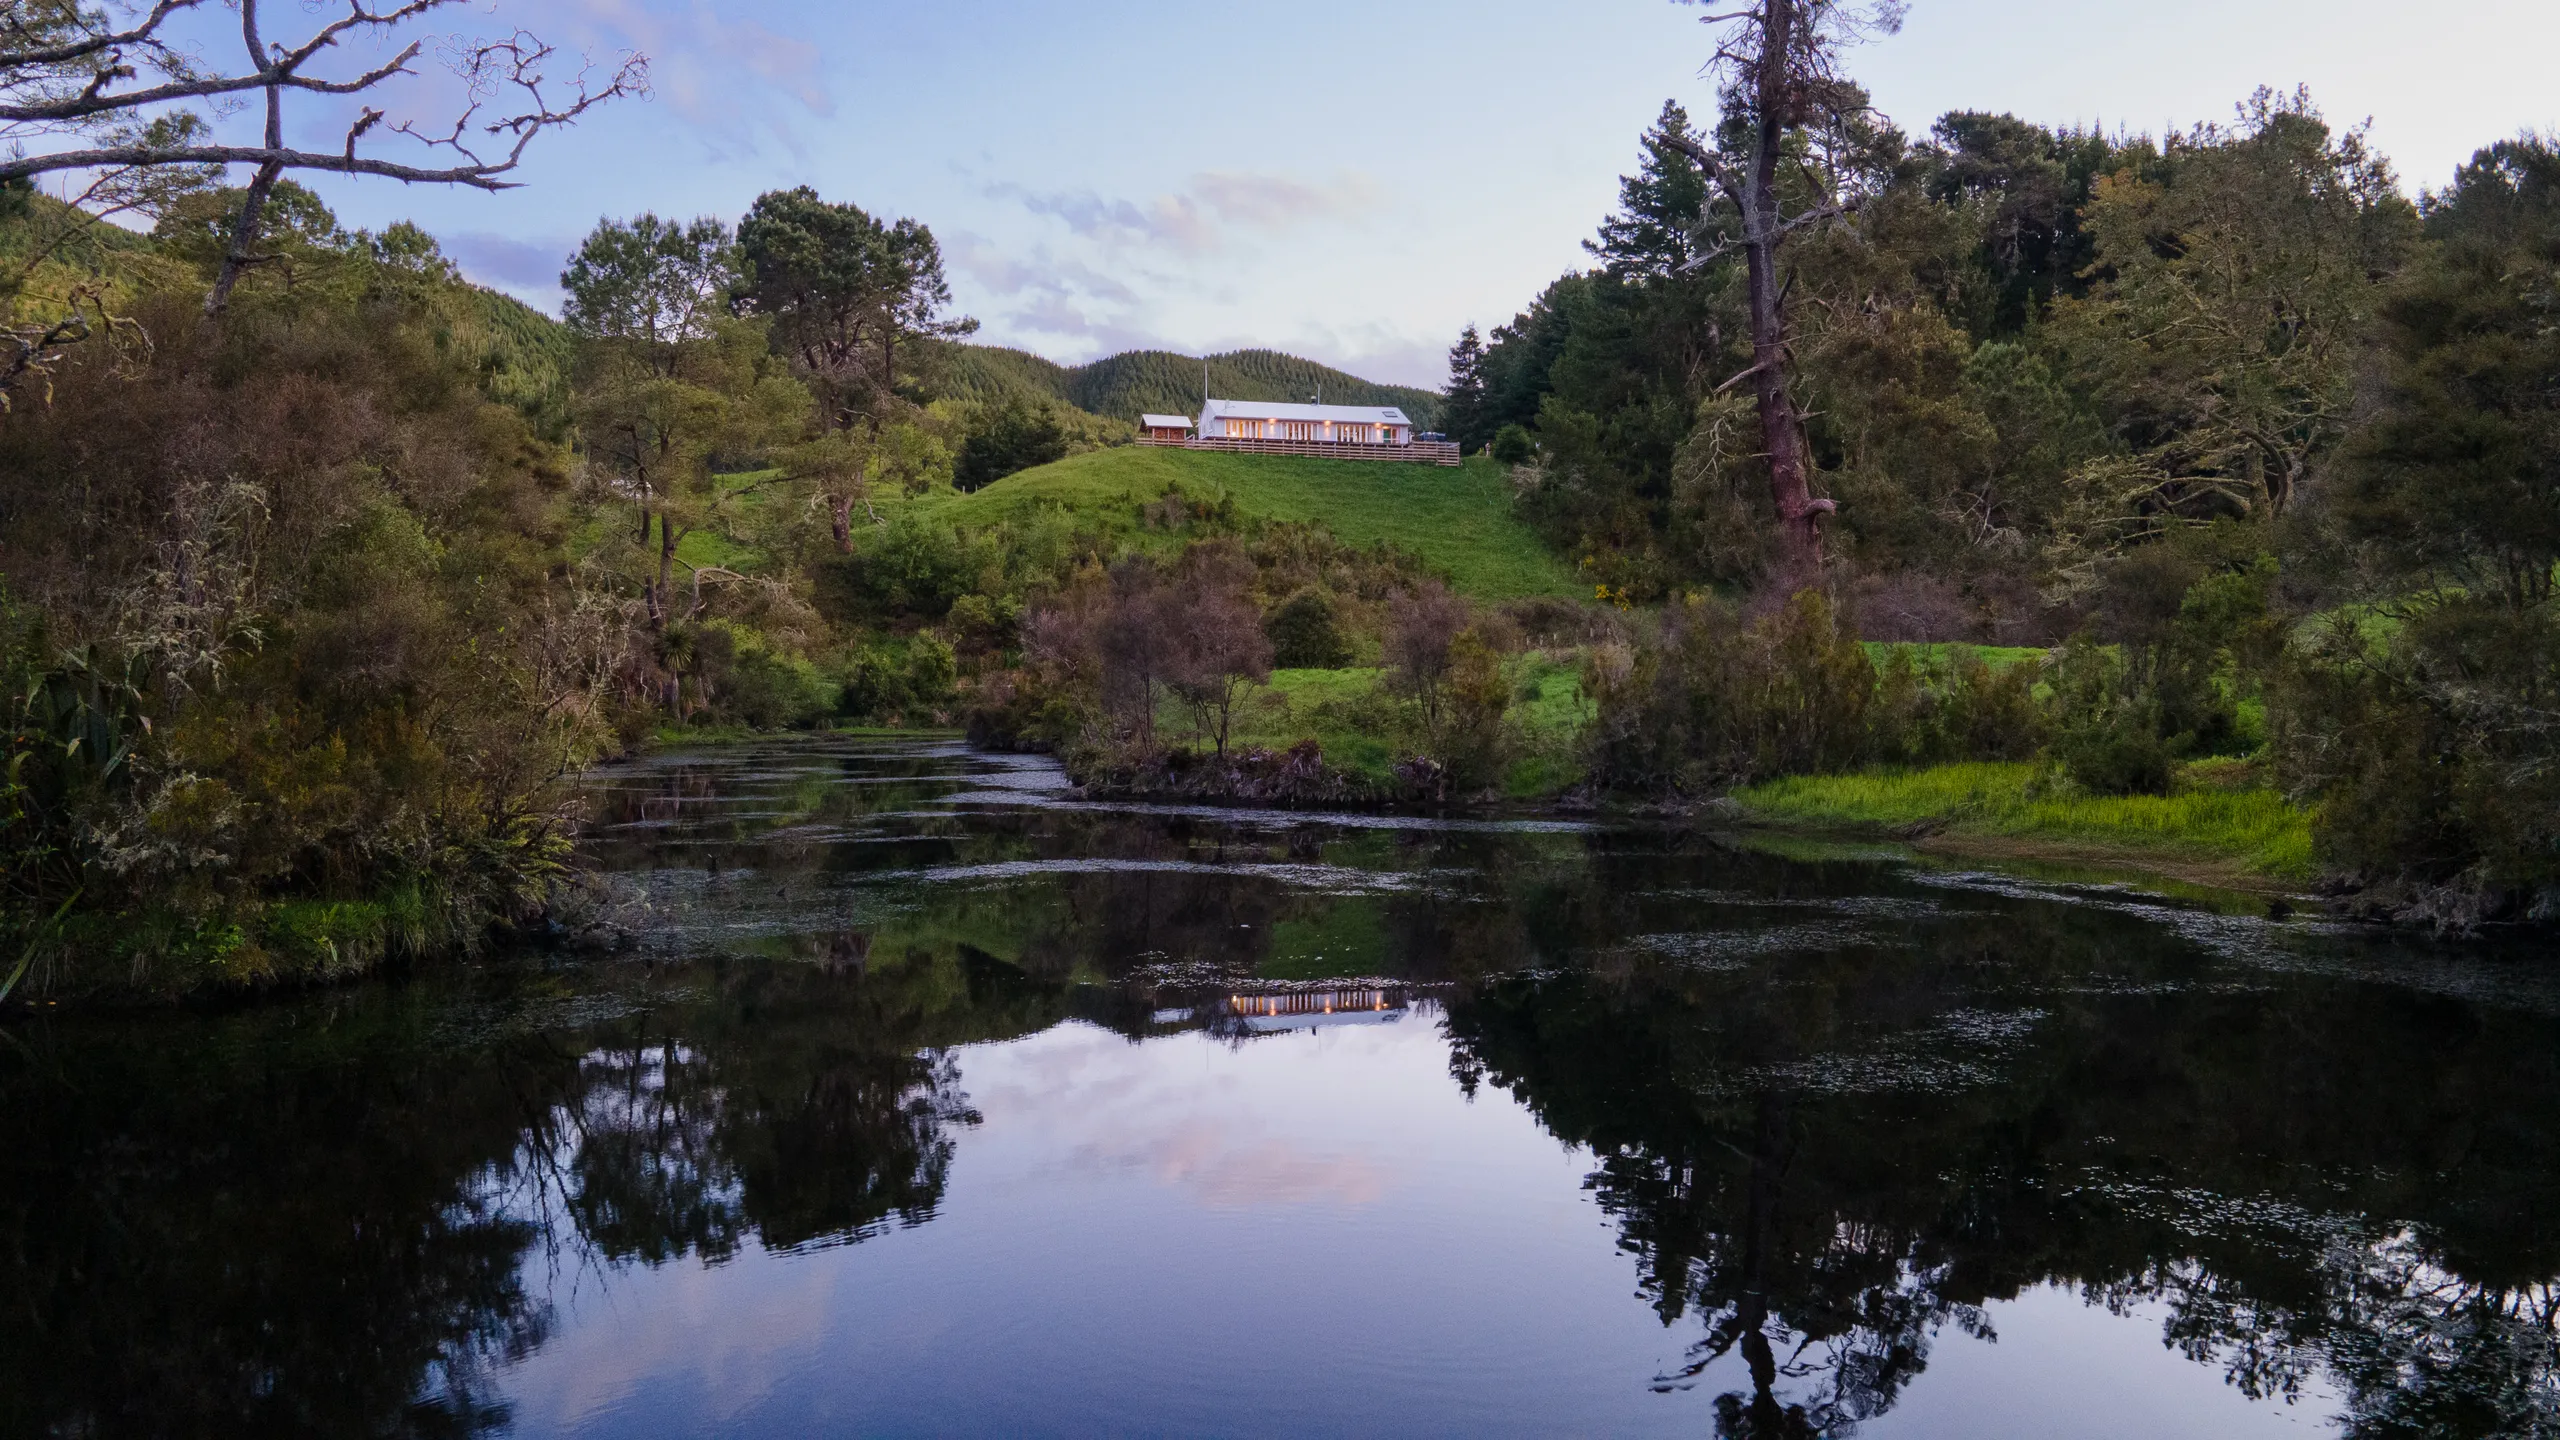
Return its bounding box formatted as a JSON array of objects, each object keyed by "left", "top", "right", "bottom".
[{"left": 1734, "top": 761, "right": 2315, "bottom": 879}]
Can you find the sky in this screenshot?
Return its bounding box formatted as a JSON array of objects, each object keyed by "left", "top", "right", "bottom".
[{"left": 152, "top": 0, "right": 2560, "bottom": 388}]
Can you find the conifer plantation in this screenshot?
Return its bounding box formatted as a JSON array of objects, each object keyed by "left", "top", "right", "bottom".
[{"left": 3, "top": 0, "right": 2557, "bottom": 1002}]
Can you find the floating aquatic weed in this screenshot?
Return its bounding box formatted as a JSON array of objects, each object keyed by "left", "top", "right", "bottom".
[
  {"left": 1750, "top": 1051, "right": 2005, "bottom": 1095},
  {"left": 847, "top": 857, "right": 1439, "bottom": 896},
  {"left": 1740, "top": 1005, "right": 2052, "bottom": 1095},
  {"left": 1633, "top": 889, "right": 1980, "bottom": 922},
  {"left": 2038, "top": 978, "right": 2278, "bottom": 998},
  {"left": 1631, "top": 921, "right": 1895, "bottom": 965},
  {"left": 1935, "top": 1007, "right": 2049, "bottom": 1044},
  {"left": 997, "top": 796, "right": 1597, "bottom": 835},
  {"left": 2066, "top": 1172, "right": 2361, "bottom": 1248}
]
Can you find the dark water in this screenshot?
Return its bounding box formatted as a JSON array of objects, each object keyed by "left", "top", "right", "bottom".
[{"left": 5, "top": 740, "right": 2559, "bottom": 1439}]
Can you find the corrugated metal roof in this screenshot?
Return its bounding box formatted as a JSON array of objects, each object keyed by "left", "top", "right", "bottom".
[
  {"left": 1202, "top": 398, "right": 1411, "bottom": 426},
  {"left": 1140, "top": 414, "right": 1192, "bottom": 428}
]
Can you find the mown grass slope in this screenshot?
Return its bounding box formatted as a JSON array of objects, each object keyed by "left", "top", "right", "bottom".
[{"left": 906, "top": 448, "right": 1578, "bottom": 599}]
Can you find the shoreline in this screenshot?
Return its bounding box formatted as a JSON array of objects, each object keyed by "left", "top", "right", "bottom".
[{"left": 641, "top": 731, "right": 2368, "bottom": 920}]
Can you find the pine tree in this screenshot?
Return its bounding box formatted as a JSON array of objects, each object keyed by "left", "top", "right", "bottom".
[
  {"left": 1588, "top": 101, "right": 1710, "bottom": 280},
  {"left": 1442, "top": 326, "right": 1490, "bottom": 451}
]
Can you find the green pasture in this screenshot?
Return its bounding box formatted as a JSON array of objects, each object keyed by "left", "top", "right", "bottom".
[{"left": 903, "top": 448, "right": 1578, "bottom": 600}]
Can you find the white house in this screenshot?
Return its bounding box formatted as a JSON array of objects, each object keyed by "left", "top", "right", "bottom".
[{"left": 1195, "top": 398, "right": 1414, "bottom": 446}]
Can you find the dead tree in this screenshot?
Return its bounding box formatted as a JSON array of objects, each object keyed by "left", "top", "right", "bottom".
[
  {"left": 1664, "top": 0, "right": 1905, "bottom": 591},
  {"left": 0, "top": 0, "right": 647, "bottom": 316}
]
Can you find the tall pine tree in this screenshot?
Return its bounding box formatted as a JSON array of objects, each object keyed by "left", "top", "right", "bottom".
[
  {"left": 1588, "top": 101, "right": 1711, "bottom": 280},
  {"left": 1442, "top": 325, "right": 1490, "bottom": 451}
]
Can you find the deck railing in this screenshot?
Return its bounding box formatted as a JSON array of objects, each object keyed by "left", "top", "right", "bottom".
[{"left": 1137, "top": 434, "right": 1462, "bottom": 466}]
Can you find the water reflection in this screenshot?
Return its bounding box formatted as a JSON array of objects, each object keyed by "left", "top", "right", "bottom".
[{"left": 0, "top": 737, "right": 2554, "bottom": 1437}]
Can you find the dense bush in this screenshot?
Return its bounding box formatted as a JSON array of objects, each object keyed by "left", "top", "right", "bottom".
[
  {"left": 2265, "top": 136, "right": 2560, "bottom": 922},
  {"left": 1588, "top": 590, "right": 2054, "bottom": 795},
  {"left": 826, "top": 513, "right": 998, "bottom": 620},
  {"left": 840, "top": 633, "right": 960, "bottom": 725},
  {"left": 954, "top": 398, "right": 1071, "bottom": 491},
  {"left": 1586, "top": 591, "right": 1875, "bottom": 792},
  {"left": 1868, "top": 648, "right": 2045, "bottom": 769},
  {"left": 1264, "top": 590, "right": 1352, "bottom": 669},
  {"left": 0, "top": 284, "right": 618, "bottom": 994}
]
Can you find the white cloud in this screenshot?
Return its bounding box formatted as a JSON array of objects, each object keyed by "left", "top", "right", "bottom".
[
  {"left": 989, "top": 169, "right": 1384, "bottom": 257},
  {"left": 554, "top": 0, "right": 831, "bottom": 140}
]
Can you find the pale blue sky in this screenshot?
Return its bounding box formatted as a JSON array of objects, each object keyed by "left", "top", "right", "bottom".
[{"left": 170, "top": 0, "right": 2560, "bottom": 386}]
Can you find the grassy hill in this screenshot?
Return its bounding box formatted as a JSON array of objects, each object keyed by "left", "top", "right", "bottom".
[
  {"left": 937, "top": 345, "right": 1442, "bottom": 430},
  {"left": 903, "top": 447, "right": 1572, "bottom": 599}
]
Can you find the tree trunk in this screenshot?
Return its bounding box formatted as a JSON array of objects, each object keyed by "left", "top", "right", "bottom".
[
  {"left": 207, "top": 17, "right": 286, "bottom": 319},
  {"left": 1738, "top": 0, "right": 1834, "bottom": 592},
  {"left": 204, "top": 158, "right": 281, "bottom": 316},
  {"left": 1734, "top": 1090, "right": 1794, "bottom": 1429},
  {"left": 657, "top": 519, "right": 682, "bottom": 621},
  {"left": 829, "top": 493, "right": 854, "bottom": 553}
]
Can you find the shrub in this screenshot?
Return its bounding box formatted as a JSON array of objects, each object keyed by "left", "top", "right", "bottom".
[
  {"left": 1264, "top": 590, "right": 1352, "bottom": 669},
  {"left": 2045, "top": 634, "right": 2176, "bottom": 796},
  {"left": 1490, "top": 424, "right": 1535, "bottom": 465},
  {"left": 717, "top": 636, "right": 834, "bottom": 730},
  {"left": 1585, "top": 589, "right": 1876, "bottom": 792},
  {"left": 829, "top": 513, "right": 992, "bottom": 620},
  {"left": 1439, "top": 627, "right": 1515, "bottom": 788},
  {"left": 839, "top": 632, "right": 959, "bottom": 724},
  {"left": 954, "top": 398, "right": 1070, "bottom": 491}
]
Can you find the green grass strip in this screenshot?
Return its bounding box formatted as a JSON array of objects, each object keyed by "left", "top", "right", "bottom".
[{"left": 1733, "top": 761, "right": 2314, "bottom": 880}]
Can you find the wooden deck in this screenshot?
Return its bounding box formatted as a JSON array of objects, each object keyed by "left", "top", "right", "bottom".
[{"left": 1137, "top": 435, "right": 1462, "bottom": 466}]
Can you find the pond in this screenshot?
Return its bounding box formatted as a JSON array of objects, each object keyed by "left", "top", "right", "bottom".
[{"left": 4, "top": 737, "right": 2556, "bottom": 1438}]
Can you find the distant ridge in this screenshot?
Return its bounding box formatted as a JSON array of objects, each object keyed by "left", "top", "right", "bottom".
[{"left": 937, "top": 344, "right": 1442, "bottom": 430}]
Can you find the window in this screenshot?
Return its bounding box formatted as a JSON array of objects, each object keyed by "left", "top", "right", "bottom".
[
  {"left": 1279, "top": 420, "right": 1318, "bottom": 441},
  {"left": 1337, "top": 423, "right": 1373, "bottom": 444}
]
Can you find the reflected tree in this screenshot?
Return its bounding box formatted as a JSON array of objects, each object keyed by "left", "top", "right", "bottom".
[{"left": 1443, "top": 920, "right": 2560, "bottom": 1437}]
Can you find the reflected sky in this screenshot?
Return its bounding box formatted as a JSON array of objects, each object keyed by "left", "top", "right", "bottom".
[
  {"left": 492, "top": 1014, "right": 2331, "bottom": 1439},
  {"left": 4, "top": 736, "right": 2555, "bottom": 1438}
]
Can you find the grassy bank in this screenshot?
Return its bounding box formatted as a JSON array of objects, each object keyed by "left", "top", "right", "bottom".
[
  {"left": 909, "top": 449, "right": 1579, "bottom": 599},
  {"left": 1732, "top": 761, "right": 2315, "bottom": 884},
  {"left": 1151, "top": 657, "right": 1592, "bottom": 798}
]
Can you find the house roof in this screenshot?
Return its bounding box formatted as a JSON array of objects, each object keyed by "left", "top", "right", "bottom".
[
  {"left": 1202, "top": 398, "right": 1411, "bottom": 426},
  {"left": 1139, "top": 414, "right": 1192, "bottom": 429}
]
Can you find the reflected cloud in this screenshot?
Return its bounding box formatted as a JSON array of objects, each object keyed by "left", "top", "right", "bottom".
[{"left": 1054, "top": 1115, "right": 1395, "bottom": 1209}]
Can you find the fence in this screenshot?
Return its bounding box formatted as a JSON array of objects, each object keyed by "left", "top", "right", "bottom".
[{"left": 1137, "top": 434, "right": 1462, "bottom": 467}]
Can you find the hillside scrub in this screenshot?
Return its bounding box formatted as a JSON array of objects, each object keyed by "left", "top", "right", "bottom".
[
  {"left": 0, "top": 281, "right": 623, "bottom": 996},
  {"left": 9, "top": 68, "right": 2558, "bottom": 1010},
  {"left": 1451, "top": 75, "right": 2557, "bottom": 921}
]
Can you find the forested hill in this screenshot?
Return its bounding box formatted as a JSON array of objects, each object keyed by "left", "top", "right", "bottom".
[{"left": 938, "top": 345, "right": 1442, "bottom": 429}]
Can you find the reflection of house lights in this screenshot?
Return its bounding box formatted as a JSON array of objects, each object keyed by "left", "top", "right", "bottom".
[{"left": 1228, "top": 990, "right": 1395, "bottom": 1017}]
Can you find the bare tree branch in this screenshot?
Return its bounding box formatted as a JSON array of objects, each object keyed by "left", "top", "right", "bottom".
[
  {"left": 1, "top": 0, "right": 648, "bottom": 190},
  {"left": 0, "top": 0, "right": 648, "bottom": 384}
]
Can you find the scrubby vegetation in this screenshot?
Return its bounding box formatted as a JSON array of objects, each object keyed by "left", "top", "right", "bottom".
[
  {"left": 3, "top": 0, "right": 2554, "bottom": 1008},
  {"left": 1432, "top": 64, "right": 2559, "bottom": 924}
]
